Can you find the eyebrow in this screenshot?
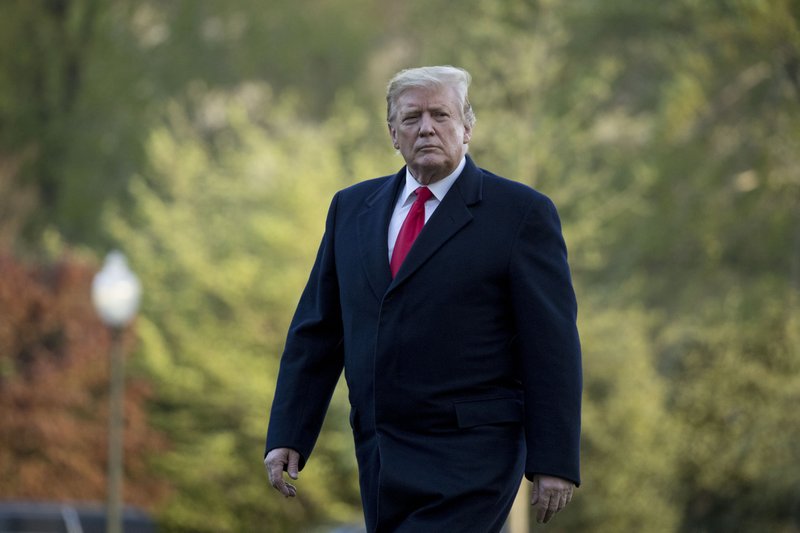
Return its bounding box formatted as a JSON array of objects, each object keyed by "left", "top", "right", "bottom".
[{"left": 399, "top": 104, "right": 451, "bottom": 115}]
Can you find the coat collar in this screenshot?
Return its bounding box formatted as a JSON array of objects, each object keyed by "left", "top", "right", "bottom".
[{"left": 357, "top": 155, "right": 483, "bottom": 299}]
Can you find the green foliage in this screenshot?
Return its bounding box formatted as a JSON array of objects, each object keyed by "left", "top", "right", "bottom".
[
  {"left": 561, "top": 301, "right": 682, "bottom": 532},
  {"left": 105, "top": 86, "right": 372, "bottom": 531},
  {"left": 0, "top": 0, "right": 151, "bottom": 245},
  {"left": 658, "top": 282, "right": 800, "bottom": 531}
]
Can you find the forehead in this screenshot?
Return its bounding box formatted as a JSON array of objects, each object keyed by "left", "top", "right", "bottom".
[{"left": 395, "top": 85, "right": 460, "bottom": 111}]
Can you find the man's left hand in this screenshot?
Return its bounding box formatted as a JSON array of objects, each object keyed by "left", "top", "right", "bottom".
[{"left": 531, "top": 474, "right": 574, "bottom": 524}]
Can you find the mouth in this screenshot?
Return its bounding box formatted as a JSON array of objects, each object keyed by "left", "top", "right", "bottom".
[{"left": 417, "top": 145, "right": 440, "bottom": 152}]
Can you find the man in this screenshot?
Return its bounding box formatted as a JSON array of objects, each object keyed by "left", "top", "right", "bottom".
[{"left": 265, "top": 65, "right": 582, "bottom": 532}]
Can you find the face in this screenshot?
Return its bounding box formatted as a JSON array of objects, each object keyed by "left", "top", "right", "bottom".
[{"left": 388, "top": 85, "right": 472, "bottom": 185}]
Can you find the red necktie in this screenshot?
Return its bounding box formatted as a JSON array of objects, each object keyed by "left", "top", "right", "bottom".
[{"left": 390, "top": 187, "right": 433, "bottom": 277}]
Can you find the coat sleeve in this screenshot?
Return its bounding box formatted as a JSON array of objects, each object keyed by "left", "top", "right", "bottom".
[
  {"left": 265, "top": 192, "right": 345, "bottom": 470},
  {"left": 509, "top": 193, "right": 582, "bottom": 486}
]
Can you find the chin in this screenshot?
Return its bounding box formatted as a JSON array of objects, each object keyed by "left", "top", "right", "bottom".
[
  {"left": 412, "top": 163, "right": 453, "bottom": 184},
  {"left": 414, "top": 155, "right": 448, "bottom": 170}
]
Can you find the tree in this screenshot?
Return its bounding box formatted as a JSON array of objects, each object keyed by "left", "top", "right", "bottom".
[
  {"left": 0, "top": 0, "right": 150, "bottom": 245},
  {"left": 104, "top": 85, "right": 384, "bottom": 531},
  {"left": 0, "top": 253, "right": 168, "bottom": 507}
]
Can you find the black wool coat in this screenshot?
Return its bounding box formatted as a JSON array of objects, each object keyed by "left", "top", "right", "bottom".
[{"left": 266, "top": 156, "right": 582, "bottom": 533}]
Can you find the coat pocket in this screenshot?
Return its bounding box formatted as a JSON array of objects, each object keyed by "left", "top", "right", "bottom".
[{"left": 453, "top": 397, "right": 524, "bottom": 429}]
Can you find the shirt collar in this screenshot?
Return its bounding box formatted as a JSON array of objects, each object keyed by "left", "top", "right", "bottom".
[{"left": 401, "top": 156, "right": 466, "bottom": 205}]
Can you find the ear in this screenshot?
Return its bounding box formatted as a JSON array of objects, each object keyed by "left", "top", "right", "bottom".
[
  {"left": 388, "top": 123, "right": 399, "bottom": 149},
  {"left": 462, "top": 123, "right": 472, "bottom": 144}
]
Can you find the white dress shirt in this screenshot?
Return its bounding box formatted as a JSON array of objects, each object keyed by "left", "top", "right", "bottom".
[{"left": 387, "top": 157, "right": 467, "bottom": 262}]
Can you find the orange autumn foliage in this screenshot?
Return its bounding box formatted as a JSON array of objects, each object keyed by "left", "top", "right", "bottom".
[{"left": 0, "top": 253, "right": 168, "bottom": 508}]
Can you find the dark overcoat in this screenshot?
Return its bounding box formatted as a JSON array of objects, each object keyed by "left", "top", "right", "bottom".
[{"left": 266, "top": 156, "right": 582, "bottom": 532}]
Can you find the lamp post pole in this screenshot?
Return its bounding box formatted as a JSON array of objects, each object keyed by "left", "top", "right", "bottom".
[
  {"left": 92, "top": 251, "right": 141, "bottom": 533},
  {"left": 106, "top": 326, "right": 125, "bottom": 533}
]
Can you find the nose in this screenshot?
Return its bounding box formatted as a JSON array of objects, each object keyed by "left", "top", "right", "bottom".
[{"left": 418, "top": 113, "right": 435, "bottom": 137}]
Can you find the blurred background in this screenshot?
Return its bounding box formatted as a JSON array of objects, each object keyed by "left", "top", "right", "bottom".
[{"left": 1, "top": 0, "right": 799, "bottom": 531}]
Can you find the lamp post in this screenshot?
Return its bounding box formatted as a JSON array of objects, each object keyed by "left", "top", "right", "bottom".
[{"left": 92, "top": 251, "right": 141, "bottom": 533}]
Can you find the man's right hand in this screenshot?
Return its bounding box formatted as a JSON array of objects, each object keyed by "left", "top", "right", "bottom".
[{"left": 264, "top": 447, "right": 300, "bottom": 498}]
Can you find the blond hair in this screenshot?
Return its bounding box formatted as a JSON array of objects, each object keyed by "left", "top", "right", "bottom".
[{"left": 386, "top": 65, "right": 476, "bottom": 128}]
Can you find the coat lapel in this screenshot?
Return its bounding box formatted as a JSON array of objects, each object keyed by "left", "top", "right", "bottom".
[
  {"left": 357, "top": 168, "right": 405, "bottom": 300},
  {"left": 389, "top": 156, "right": 483, "bottom": 290}
]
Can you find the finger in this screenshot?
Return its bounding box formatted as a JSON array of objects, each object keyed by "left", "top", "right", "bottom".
[
  {"left": 283, "top": 481, "right": 297, "bottom": 498},
  {"left": 267, "top": 457, "right": 284, "bottom": 484},
  {"left": 273, "top": 474, "right": 297, "bottom": 498},
  {"left": 287, "top": 450, "right": 300, "bottom": 480},
  {"left": 530, "top": 477, "right": 540, "bottom": 506},
  {"left": 269, "top": 465, "right": 285, "bottom": 491},
  {"left": 267, "top": 459, "right": 295, "bottom": 497},
  {"left": 543, "top": 503, "right": 556, "bottom": 523},
  {"left": 263, "top": 456, "right": 277, "bottom": 485},
  {"left": 536, "top": 494, "right": 550, "bottom": 523},
  {"left": 557, "top": 492, "right": 568, "bottom": 511},
  {"left": 542, "top": 491, "right": 562, "bottom": 523}
]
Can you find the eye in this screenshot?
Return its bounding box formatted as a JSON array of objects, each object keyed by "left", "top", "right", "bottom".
[{"left": 402, "top": 114, "right": 419, "bottom": 124}]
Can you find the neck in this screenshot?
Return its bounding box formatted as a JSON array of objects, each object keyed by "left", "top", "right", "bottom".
[
  {"left": 412, "top": 171, "right": 447, "bottom": 186},
  {"left": 410, "top": 162, "right": 457, "bottom": 186}
]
